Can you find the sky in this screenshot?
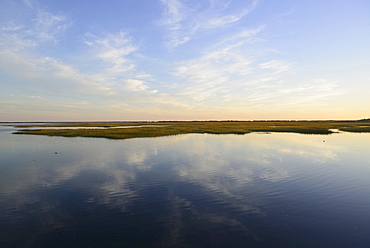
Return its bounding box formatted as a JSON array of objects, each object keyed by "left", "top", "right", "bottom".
[{"left": 0, "top": 0, "right": 369, "bottom": 121}]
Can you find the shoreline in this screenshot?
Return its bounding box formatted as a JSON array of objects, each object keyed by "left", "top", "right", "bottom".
[{"left": 11, "top": 120, "right": 370, "bottom": 140}]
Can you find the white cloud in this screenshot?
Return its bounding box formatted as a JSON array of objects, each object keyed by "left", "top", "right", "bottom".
[
  {"left": 259, "top": 59, "right": 291, "bottom": 73},
  {"left": 174, "top": 48, "right": 253, "bottom": 101},
  {"left": 160, "top": 24, "right": 344, "bottom": 112},
  {"left": 159, "top": 0, "right": 187, "bottom": 26},
  {"left": 30, "top": 9, "right": 72, "bottom": 42},
  {"left": 2, "top": 21, "right": 24, "bottom": 31},
  {"left": 0, "top": 2, "right": 157, "bottom": 102},
  {"left": 158, "top": 0, "right": 192, "bottom": 50},
  {"left": 87, "top": 31, "right": 138, "bottom": 76},
  {"left": 0, "top": 33, "right": 36, "bottom": 52},
  {"left": 159, "top": 0, "right": 260, "bottom": 50},
  {"left": 204, "top": 0, "right": 259, "bottom": 29},
  {"left": 242, "top": 79, "right": 344, "bottom": 109},
  {"left": 124, "top": 79, "right": 149, "bottom": 92},
  {"left": 0, "top": 44, "right": 113, "bottom": 96},
  {"left": 170, "top": 28, "right": 265, "bottom": 102}
]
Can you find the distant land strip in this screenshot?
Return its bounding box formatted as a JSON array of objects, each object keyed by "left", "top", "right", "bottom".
[{"left": 10, "top": 119, "right": 370, "bottom": 140}]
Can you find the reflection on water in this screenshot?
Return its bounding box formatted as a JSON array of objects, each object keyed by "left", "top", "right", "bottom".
[
  {"left": 22, "top": 124, "right": 170, "bottom": 130},
  {"left": 1, "top": 124, "right": 370, "bottom": 247}
]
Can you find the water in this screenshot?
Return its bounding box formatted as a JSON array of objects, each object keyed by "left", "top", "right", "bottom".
[
  {"left": 21, "top": 125, "right": 170, "bottom": 130},
  {"left": 1, "top": 124, "right": 370, "bottom": 247}
]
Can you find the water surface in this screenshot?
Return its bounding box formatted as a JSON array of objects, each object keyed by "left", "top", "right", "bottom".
[{"left": 1, "top": 124, "right": 370, "bottom": 247}]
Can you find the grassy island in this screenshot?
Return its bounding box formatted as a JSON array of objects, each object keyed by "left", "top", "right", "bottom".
[{"left": 12, "top": 120, "right": 370, "bottom": 140}]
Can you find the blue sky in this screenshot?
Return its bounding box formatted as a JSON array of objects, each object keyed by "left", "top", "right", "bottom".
[{"left": 1, "top": 0, "right": 369, "bottom": 121}]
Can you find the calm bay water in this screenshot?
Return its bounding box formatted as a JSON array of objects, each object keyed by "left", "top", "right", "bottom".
[{"left": 1, "top": 124, "right": 370, "bottom": 247}]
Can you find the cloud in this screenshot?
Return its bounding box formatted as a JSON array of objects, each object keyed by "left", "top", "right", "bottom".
[
  {"left": 203, "top": 0, "right": 259, "bottom": 29},
  {"left": 169, "top": 27, "right": 266, "bottom": 102},
  {"left": 159, "top": 0, "right": 260, "bottom": 50},
  {"left": 30, "top": 8, "right": 72, "bottom": 42},
  {"left": 161, "top": 24, "right": 344, "bottom": 112},
  {"left": 1, "top": 1, "right": 72, "bottom": 43},
  {"left": 1, "top": 21, "right": 24, "bottom": 31},
  {"left": 243, "top": 79, "right": 344, "bottom": 110},
  {"left": 159, "top": 0, "right": 187, "bottom": 26},
  {"left": 0, "top": 2, "right": 157, "bottom": 103},
  {"left": 158, "top": 0, "right": 192, "bottom": 49},
  {"left": 174, "top": 48, "right": 253, "bottom": 101},
  {"left": 0, "top": 41, "right": 110, "bottom": 96},
  {"left": 259, "top": 59, "right": 291, "bottom": 73},
  {"left": 85, "top": 31, "right": 138, "bottom": 76},
  {"left": 22, "top": 0, "right": 34, "bottom": 9},
  {"left": 123, "top": 79, "right": 150, "bottom": 92},
  {"left": 0, "top": 2, "right": 77, "bottom": 92}
]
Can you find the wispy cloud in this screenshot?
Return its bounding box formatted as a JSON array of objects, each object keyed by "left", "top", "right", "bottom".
[
  {"left": 163, "top": 25, "right": 343, "bottom": 112},
  {"left": 22, "top": 0, "right": 35, "bottom": 9},
  {"left": 158, "top": 0, "right": 191, "bottom": 49},
  {"left": 0, "top": 31, "right": 156, "bottom": 98},
  {"left": 0, "top": 1, "right": 157, "bottom": 103},
  {"left": 259, "top": 59, "right": 291, "bottom": 73},
  {"left": 245, "top": 79, "right": 344, "bottom": 109},
  {"left": 1, "top": 1, "right": 72, "bottom": 43},
  {"left": 1, "top": 21, "right": 24, "bottom": 31},
  {"left": 169, "top": 27, "right": 268, "bottom": 102},
  {"left": 160, "top": 0, "right": 187, "bottom": 26},
  {"left": 30, "top": 9, "right": 72, "bottom": 42},
  {"left": 85, "top": 31, "right": 138, "bottom": 76},
  {"left": 82, "top": 32, "right": 159, "bottom": 97},
  {"left": 159, "top": 0, "right": 260, "bottom": 50},
  {"left": 203, "top": 0, "right": 259, "bottom": 29}
]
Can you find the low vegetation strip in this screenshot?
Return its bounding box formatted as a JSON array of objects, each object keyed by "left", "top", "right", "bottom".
[{"left": 13, "top": 121, "right": 370, "bottom": 140}]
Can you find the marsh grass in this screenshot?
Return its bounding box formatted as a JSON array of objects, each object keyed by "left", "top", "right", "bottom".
[{"left": 13, "top": 121, "right": 370, "bottom": 140}]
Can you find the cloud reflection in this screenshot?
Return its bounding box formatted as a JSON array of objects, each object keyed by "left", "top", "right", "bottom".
[{"left": 0, "top": 131, "right": 357, "bottom": 246}]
